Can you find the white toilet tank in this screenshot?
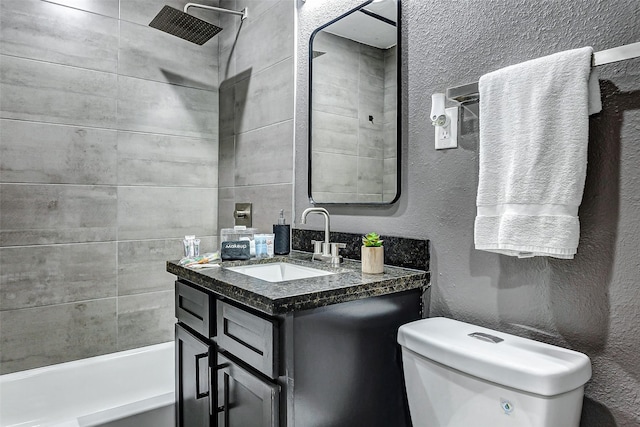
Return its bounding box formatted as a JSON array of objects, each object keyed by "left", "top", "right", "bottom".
[{"left": 397, "top": 317, "right": 592, "bottom": 427}]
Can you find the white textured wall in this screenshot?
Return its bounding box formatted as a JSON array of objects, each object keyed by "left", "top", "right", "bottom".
[{"left": 296, "top": 1, "right": 640, "bottom": 425}]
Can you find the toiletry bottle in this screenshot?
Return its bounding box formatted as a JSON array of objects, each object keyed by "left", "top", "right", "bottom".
[{"left": 273, "top": 210, "right": 290, "bottom": 255}]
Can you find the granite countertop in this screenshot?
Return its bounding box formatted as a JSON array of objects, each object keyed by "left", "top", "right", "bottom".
[{"left": 166, "top": 251, "right": 427, "bottom": 316}]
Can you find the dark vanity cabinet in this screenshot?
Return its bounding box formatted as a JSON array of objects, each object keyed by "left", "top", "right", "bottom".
[
  {"left": 175, "top": 280, "right": 281, "bottom": 427},
  {"left": 172, "top": 265, "right": 424, "bottom": 427}
]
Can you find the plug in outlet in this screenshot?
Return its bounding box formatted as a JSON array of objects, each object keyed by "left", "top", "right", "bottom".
[{"left": 435, "top": 107, "right": 458, "bottom": 150}]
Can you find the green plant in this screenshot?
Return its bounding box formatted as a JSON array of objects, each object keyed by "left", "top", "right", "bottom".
[{"left": 362, "top": 232, "right": 384, "bottom": 247}]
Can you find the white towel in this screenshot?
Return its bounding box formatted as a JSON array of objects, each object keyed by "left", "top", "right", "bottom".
[{"left": 475, "top": 47, "right": 602, "bottom": 259}]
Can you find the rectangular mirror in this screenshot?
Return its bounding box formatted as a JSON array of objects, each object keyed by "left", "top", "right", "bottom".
[{"left": 309, "top": 0, "right": 400, "bottom": 204}]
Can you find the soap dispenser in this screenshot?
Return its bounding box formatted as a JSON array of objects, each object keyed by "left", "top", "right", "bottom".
[{"left": 273, "top": 209, "right": 290, "bottom": 255}]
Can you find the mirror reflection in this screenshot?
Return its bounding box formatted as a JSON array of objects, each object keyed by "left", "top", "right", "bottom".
[{"left": 309, "top": 0, "right": 399, "bottom": 204}]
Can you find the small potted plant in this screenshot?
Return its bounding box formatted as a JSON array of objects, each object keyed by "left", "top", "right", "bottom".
[{"left": 361, "top": 232, "right": 384, "bottom": 274}]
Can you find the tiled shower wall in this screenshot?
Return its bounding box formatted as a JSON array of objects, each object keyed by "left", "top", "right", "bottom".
[
  {"left": 0, "top": 0, "right": 220, "bottom": 374},
  {"left": 217, "top": 0, "right": 295, "bottom": 233}
]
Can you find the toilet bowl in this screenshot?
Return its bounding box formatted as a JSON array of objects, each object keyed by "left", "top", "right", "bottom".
[{"left": 397, "top": 317, "right": 591, "bottom": 427}]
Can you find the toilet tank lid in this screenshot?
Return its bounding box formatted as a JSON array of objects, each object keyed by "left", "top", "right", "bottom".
[{"left": 397, "top": 317, "right": 592, "bottom": 397}]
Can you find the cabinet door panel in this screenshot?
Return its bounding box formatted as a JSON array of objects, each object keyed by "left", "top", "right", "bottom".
[
  {"left": 217, "top": 353, "right": 279, "bottom": 427},
  {"left": 216, "top": 300, "right": 277, "bottom": 378},
  {"left": 176, "top": 324, "right": 212, "bottom": 427},
  {"left": 176, "top": 280, "right": 215, "bottom": 338}
]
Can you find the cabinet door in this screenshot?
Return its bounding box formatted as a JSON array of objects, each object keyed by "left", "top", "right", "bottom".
[
  {"left": 217, "top": 353, "right": 280, "bottom": 427},
  {"left": 176, "top": 324, "right": 212, "bottom": 427},
  {"left": 216, "top": 300, "right": 278, "bottom": 379}
]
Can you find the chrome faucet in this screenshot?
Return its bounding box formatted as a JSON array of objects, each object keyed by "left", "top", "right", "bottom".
[{"left": 300, "top": 207, "right": 344, "bottom": 264}]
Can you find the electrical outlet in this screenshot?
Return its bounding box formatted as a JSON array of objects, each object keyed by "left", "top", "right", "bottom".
[{"left": 435, "top": 107, "right": 458, "bottom": 150}]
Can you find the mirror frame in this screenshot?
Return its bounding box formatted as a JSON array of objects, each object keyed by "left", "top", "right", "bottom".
[{"left": 308, "top": 0, "right": 401, "bottom": 205}]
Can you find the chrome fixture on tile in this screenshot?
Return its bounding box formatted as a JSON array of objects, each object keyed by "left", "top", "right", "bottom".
[
  {"left": 233, "top": 203, "right": 252, "bottom": 227},
  {"left": 300, "top": 207, "right": 345, "bottom": 264},
  {"left": 149, "top": 3, "right": 247, "bottom": 45}
]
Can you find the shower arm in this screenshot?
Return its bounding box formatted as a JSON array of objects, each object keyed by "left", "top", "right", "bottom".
[{"left": 183, "top": 3, "right": 248, "bottom": 20}]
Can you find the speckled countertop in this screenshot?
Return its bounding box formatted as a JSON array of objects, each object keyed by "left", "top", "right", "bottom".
[{"left": 166, "top": 251, "right": 427, "bottom": 316}]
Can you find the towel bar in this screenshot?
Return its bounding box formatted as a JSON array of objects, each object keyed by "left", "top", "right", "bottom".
[{"left": 446, "top": 42, "right": 640, "bottom": 117}]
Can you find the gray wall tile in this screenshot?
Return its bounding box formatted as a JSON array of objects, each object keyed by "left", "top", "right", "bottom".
[
  {"left": 0, "top": 0, "right": 233, "bottom": 375},
  {"left": 311, "top": 152, "right": 357, "bottom": 194},
  {"left": 233, "top": 184, "right": 292, "bottom": 233},
  {"left": 383, "top": 157, "right": 397, "bottom": 193},
  {"left": 234, "top": 0, "right": 294, "bottom": 74},
  {"left": 220, "top": 85, "right": 236, "bottom": 139},
  {"left": 0, "top": 55, "right": 117, "bottom": 128},
  {"left": 117, "top": 237, "right": 219, "bottom": 296},
  {"left": 219, "top": 136, "right": 236, "bottom": 188},
  {"left": 357, "top": 156, "right": 384, "bottom": 195},
  {"left": 357, "top": 193, "right": 383, "bottom": 203},
  {"left": 0, "top": 120, "right": 117, "bottom": 185},
  {"left": 118, "top": 239, "right": 182, "bottom": 296},
  {"left": 359, "top": 44, "right": 385, "bottom": 80},
  {"left": 45, "top": 0, "right": 119, "bottom": 17},
  {"left": 117, "top": 187, "right": 217, "bottom": 240},
  {"left": 117, "top": 291, "right": 175, "bottom": 351},
  {"left": 0, "top": 243, "right": 117, "bottom": 310},
  {"left": 234, "top": 120, "right": 294, "bottom": 186},
  {"left": 234, "top": 58, "right": 294, "bottom": 134},
  {"left": 0, "top": 184, "right": 117, "bottom": 246},
  {"left": 0, "top": 0, "right": 118, "bottom": 73},
  {"left": 0, "top": 299, "right": 117, "bottom": 374},
  {"left": 232, "top": 0, "right": 280, "bottom": 21},
  {"left": 312, "top": 192, "right": 356, "bottom": 204},
  {"left": 218, "top": 2, "right": 241, "bottom": 55},
  {"left": 217, "top": 187, "right": 236, "bottom": 230},
  {"left": 117, "top": 75, "right": 218, "bottom": 139},
  {"left": 119, "top": 20, "right": 219, "bottom": 90},
  {"left": 311, "top": 77, "right": 359, "bottom": 118},
  {"left": 312, "top": 32, "right": 359, "bottom": 79},
  {"left": 358, "top": 127, "right": 384, "bottom": 159},
  {"left": 117, "top": 132, "right": 218, "bottom": 187},
  {"left": 311, "top": 111, "right": 358, "bottom": 155}
]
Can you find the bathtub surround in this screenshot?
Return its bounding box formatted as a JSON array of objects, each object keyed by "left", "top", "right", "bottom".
[
  {"left": 0, "top": 0, "right": 218, "bottom": 374},
  {"left": 297, "top": 1, "right": 640, "bottom": 425},
  {"left": 0, "top": 0, "right": 296, "bottom": 374}
]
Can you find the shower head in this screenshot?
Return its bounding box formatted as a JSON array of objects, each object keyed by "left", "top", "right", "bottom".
[
  {"left": 149, "top": 5, "right": 222, "bottom": 45},
  {"left": 149, "top": 3, "right": 247, "bottom": 45}
]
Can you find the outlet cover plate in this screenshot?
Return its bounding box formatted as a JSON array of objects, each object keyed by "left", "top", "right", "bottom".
[{"left": 435, "top": 106, "right": 458, "bottom": 150}]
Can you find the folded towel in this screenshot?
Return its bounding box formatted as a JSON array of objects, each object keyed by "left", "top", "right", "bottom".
[{"left": 475, "top": 47, "right": 601, "bottom": 259}]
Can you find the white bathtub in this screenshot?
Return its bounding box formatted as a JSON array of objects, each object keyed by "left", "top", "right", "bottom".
[{"left": 0, "top": 342, "right": 175, "bottom": 427}]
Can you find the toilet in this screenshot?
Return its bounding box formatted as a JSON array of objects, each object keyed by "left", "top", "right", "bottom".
[{"left": 397, "top": 317, "right": 592, "bottom": 427}]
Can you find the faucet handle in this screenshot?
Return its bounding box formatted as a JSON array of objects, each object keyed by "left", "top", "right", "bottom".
[
  {"left": 330, "top": 242, "right": 346, "bottom": 266},
  {"left": 311, "top": 240, "right": 323, "bottom": 254},
  {"left": 330, "top": 242, "right": 346, "bottom": 255}
]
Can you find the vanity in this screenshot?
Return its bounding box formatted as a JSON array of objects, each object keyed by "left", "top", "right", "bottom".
[{"left": 167, "top": 250, "right": 427, "bottom": 427}]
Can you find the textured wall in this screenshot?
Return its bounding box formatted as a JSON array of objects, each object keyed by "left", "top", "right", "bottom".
[
  {"left": 0, "top": 0, "right": 220, "bottom": 373},
  {"left": 296, "top": 0, "right": 640, "bottom": 425},
  {"left": 217, "top": 0, "right": 295, "bottom": 233}
]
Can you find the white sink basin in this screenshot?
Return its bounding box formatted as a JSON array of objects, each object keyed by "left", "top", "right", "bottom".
[{"left": 226, "top": 262, "right": 334, "bottom": 283}]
